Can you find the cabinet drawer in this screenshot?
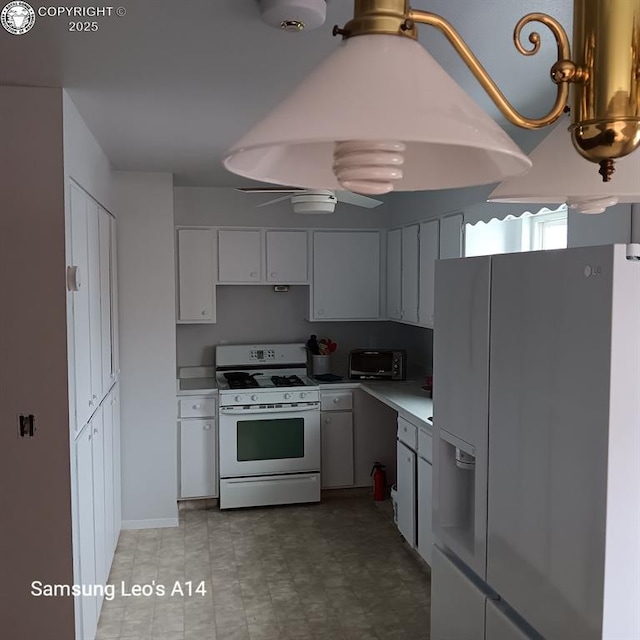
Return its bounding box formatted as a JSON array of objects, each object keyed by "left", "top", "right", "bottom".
[
  {"left": 321, "top": 391, "right": 353, "bottom": 411},
  {"left": 397, "top": 417, "right": 418, "bottom": 450},
  {"left": 178, "top": 397, "right": 216, "bottom": 418},
  {"left": 417, "top": 427, "right": 433, "bottom": 463}
]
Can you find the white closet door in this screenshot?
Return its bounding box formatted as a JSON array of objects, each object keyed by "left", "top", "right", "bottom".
[{"left": 177, "top": 229, "right": 216, "bottom": 322}]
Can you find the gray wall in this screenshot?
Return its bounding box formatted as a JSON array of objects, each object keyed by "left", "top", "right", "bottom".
[
  {"left": 177, "top": 285, "right": 433, "bottom": 380},
  {"left": 0, "top": 86, "right": 75, "bottom": 639},
  {"left": 115, "top": 172, "right": 178, "bottom": 528}
]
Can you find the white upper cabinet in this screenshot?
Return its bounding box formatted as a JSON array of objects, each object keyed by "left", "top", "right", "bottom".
[
  {"left": 69, "top": 183, "right": 92, "bottom": 430},
  {"left": 218, "top": 229, "right": 262, "bottom": 282},
  {"left": 177, "top": 228, "right": 216, "bottom": 323},
  {"left": 266, "top": 230, "right": 308, "bottom": 283},
  {"left": 440, "top": 213, "right": 464, "bottom": 259},
  {"left": 312, "top": 230, "right": 382, "bottom": 320},
  {"left": 401, "top": 225, "right": 419, "bottom": 324},
  {"left": 387, "top": 228, "right": 402, "bottom": 320},
  {"left": 87, "top": 199, "right": 103, "bottom": 407},
  {"left": 418, "top": 220, "right": 439, "bottom": 328},
  {"left": 99, "top": 207, "right": 113, "bottom": 391},
  {"left": 68, "top": 182, "right": 118, "bottom": 433}
]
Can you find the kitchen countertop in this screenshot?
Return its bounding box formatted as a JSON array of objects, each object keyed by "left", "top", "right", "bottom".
[
  {"left": 176, "top": 375, "right": 433, "bottom": 430},
  {"left": 317, "top": 379, "right": 433, "bottom": 430},
  {"left": 177, "top": 378, "right": 218, "bottom": 396}
]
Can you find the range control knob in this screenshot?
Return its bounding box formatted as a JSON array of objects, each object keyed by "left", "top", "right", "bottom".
[
  {"left": 251, "top": 394, "right": 259, "bottom": 402},
  {"left": 299, "top": 392, "right": 307, "bottom": 399},
  {"left": 284, "top": 393, "right": 292, "bottom": 400},
  {"left": 234, "top": 395, "right": 243, "bottom": 403}
]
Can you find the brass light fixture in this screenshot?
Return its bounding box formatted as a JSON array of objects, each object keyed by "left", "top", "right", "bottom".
[{"left": 225, "top": 0, "right": 640, "bottom": 193}]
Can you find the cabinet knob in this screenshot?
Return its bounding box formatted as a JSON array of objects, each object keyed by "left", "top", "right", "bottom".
[
  {"left": 250, "top": 271, "right": 257, "bottom": 278},
  {"left": 333, "top": 398, "right": 339, "bottom": 404},
  {"left": 192, "top": 404, "right": 201, "bottom": 409},
  {"left": 201, "top": 310, "right": 206, "bottom": 316},
  {"left": 93, "top": 394, "right": 97, "bottom": 400},
  {"left": 203, "top": 424, "right": 211, "bottom": 430},
  {"left": 316, "top": 309, "right": 324, "bottom": 316},
  {"left": 325, "top": 417, "right": 331, "bottom": 424},
  {"left": 94, "top": 428, "right": 98, "bottom": 435},
  {"left": 270, "top": 272, "right": 277, "bottom": 278},
  {"left": 88, "top": 400, "right": 94, "bottom": 407}
]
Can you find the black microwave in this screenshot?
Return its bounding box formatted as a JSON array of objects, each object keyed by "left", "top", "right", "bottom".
[{"left": 348, "top": 349, "right": 406, "bottom": 381}]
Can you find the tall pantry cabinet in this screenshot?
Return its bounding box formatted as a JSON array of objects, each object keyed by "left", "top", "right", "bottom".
[{"left": 67, "top": 181, "right": 121, "bottom": 640}]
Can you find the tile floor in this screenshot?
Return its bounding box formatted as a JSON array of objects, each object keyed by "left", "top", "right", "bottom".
[{"left": 97, "top": 495, "right": 431, "bottom": 640}]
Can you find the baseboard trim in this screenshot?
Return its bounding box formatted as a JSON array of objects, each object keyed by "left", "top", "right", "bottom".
[{"left": 121, "top": 517, "right": 179, "bottom": 530}]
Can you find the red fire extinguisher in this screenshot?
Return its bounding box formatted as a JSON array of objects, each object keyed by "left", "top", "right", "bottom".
[{"left": 370, "top": 462, "right": 386, "bottom": 501}]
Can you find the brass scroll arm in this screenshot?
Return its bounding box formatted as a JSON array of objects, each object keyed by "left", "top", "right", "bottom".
[{"left": 407, "top": 10, "right": 579, "bottom": 129}]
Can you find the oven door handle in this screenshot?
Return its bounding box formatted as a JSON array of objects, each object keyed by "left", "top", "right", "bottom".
[{"left": 220, "top": 403, "right": 319, "bottom": 415}]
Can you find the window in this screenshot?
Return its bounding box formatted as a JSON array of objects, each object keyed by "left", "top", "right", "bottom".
[{"left": 465, "top": 206, "right": 567, "bottom": 257}]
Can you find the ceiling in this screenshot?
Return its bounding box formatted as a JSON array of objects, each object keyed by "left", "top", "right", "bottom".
[{"left": 0, "top": 0, "right": 572, "bottom": 187}]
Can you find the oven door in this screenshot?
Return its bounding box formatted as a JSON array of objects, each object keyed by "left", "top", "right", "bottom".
[{"left": 219, "top": 403, "right": 320, "bottom": 478}]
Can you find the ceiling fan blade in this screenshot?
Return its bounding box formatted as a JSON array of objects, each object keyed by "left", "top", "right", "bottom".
[
  {"left": 255, "top": 194, "right": 293, "bottom": 208},
  {"left": 335, "top": 191, "right": 383, "bottom": 208},
  {"left": 235, "top": 187, "right": 304, "bottom": 194}
]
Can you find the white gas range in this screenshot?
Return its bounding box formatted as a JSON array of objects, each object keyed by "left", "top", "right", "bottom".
[{"left": 216, "top": 343, "right": 321, "bottom": 510}]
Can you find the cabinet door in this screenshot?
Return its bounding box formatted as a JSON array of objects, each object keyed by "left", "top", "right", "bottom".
[
  {"left": 439, "top": 213, "right": 464, "bottom": 259},
  {"left": 417, "top": 456, "right": 433, "bottom": 564},
  {"left": 396, "top": 440, "right": 416, "bottom": 547},
  {"left": 110, "top": 216, "right": 120, "bottom": 380},
  {"left": 431, "top": 545, "right": 487, "bottom": 640},
  {"left": 102, "top": 393, "right": 115, "bottom": 558},
  {"left": 112, "top": 384, "right": 122, "bottom": 537},
  {"left": 180, "top": 419, "right": 218, "bottom": 498},
  {"left": 401, "top": 225, "right": 419, "bottom": 323},
  {"left": 386, "top": 229, "right": 402, "bottom": 319},
  {"left": 99, "top": 207, "right": 113, "bottom": 392},
  {"left": 177, "top": 229, "right": 216, "bottom": 322},
  {"left": 321, "top": 411, "right": 354, "bottom": 488},
  {"left": 75, "top": 424, "right": 97, "bottom": 640},
  {"left": 266, "top": 230, "right": 308, "bottom": 283},
  {"left": 91, "top": 409, "right": 107, "bottom": 595},
  {"left": 218, "top": 229, "right": 262, "bottom": 282},
  {"left": 418, "top": 220, "right": 439, "bottom": 328},
  {"left": 87, "top": 198, "right": 103, "bottom": 406},
  {"left": 313, "top": 231, "right": 381, "bottom": 320},
  {"left": 69, "top": 183, "right": 92, "bottom": 430}
]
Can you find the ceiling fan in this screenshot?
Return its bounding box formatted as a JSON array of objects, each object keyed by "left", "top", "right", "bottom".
[{"left": 235, "top": 187, "right": 383, "bottom": 214}]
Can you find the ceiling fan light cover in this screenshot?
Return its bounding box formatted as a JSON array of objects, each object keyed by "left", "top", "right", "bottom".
[
  {"left": 224, "top": 34, "right": 531, "bottom": 192},
  {"left": 488, "top": 118, "right": 640, "bottom": 213}
]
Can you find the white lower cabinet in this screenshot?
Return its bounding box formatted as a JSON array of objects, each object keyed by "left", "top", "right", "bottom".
[
  {"left": 320, "top": 411, "right": 354, "bottom": 488},
  {"left": 178, "top": 394, "right": 218, "bottom": 499},
  {"left": 180, "top": 419, "right": 218, "bottom": 498},
  {"left": 417, "top": 456, "right": 433, "bottom": 564},
  {"left": 73, "top": 386, "right": 121, "bottom": 640},
  {"left": 396, "top": 440, "right": 417, "bottom": 547},
  {"left": 320, "top": 390, "right": 354, "bottom": 489},
  {"left": 75, "top": 423, "right": 98, "bottom": 640}
]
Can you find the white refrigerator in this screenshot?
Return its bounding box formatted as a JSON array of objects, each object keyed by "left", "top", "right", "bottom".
[{"left": 431, "top": 244, "right": 640, "bottom": 640}]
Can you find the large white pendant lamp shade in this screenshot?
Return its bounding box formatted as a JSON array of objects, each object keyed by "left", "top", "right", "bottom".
[
  {"left": 224, "top": 34, "right": 532, "bottom": 194},
  {"left": 489, "top": 117, "right": 640, "bottom": 214}
]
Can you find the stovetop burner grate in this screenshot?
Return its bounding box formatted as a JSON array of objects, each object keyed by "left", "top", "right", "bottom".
[{"left": 271, "top": 375, "right": 305, "bottom": 387}]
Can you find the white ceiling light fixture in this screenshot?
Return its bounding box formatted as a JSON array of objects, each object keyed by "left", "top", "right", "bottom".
[
  {"left": 226, "top": 0, "right": 640, "bottom": 200},
  {"left": 489, "top": 117, "right": 640, "bottom": 214},
  {"left": 260, "top": 0, "right": 327, "bottom": 33}
]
